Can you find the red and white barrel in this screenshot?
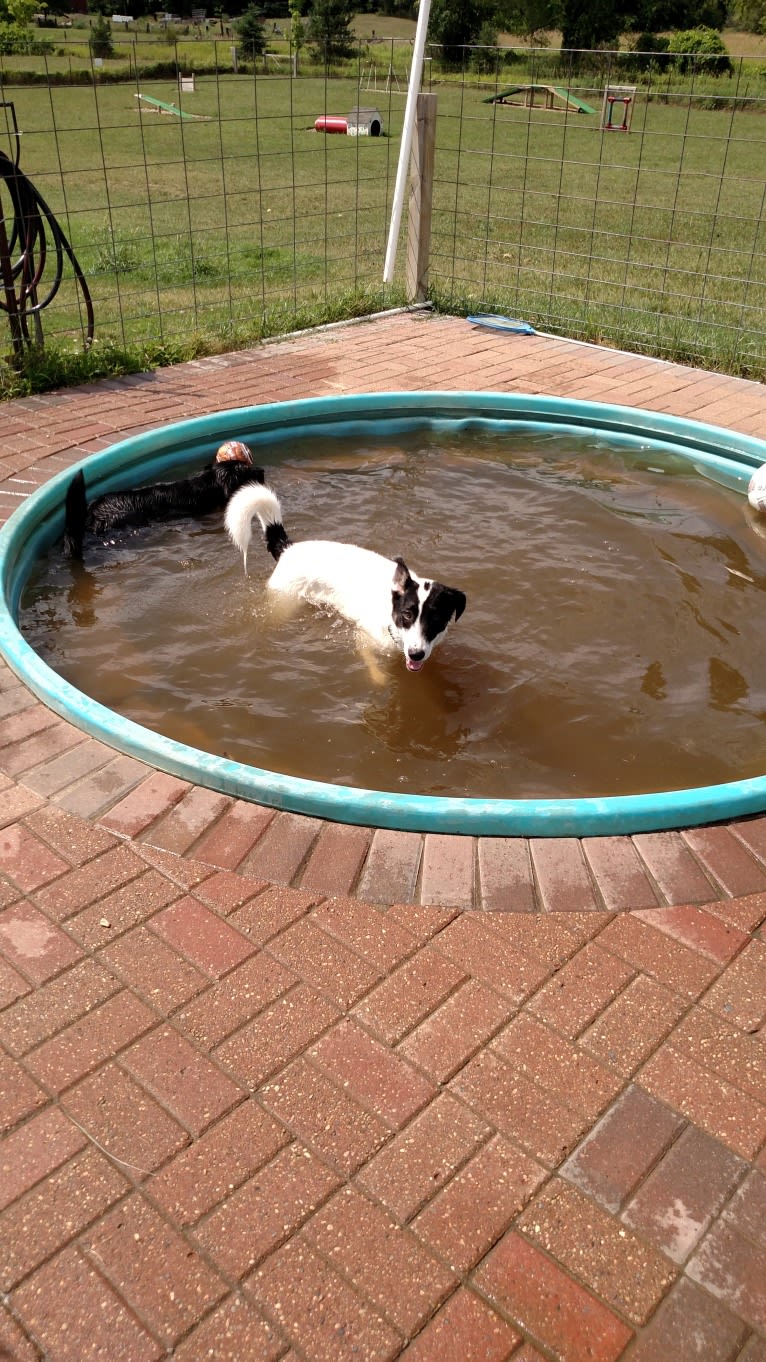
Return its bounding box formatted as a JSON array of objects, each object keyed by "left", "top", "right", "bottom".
[{"left": 314, "top": 116, "right": 348, "bottom": 134}]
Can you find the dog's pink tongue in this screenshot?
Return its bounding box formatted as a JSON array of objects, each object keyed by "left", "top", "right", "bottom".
[{"left": 406, "top": 658, "right": 424, "bottom": 673}]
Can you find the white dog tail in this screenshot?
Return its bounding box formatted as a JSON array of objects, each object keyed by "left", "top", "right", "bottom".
[{"left": 224, "top": 483, "right": 291, "bottom": 573}]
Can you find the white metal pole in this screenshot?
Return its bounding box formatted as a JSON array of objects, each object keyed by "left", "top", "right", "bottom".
[{"left": 382, "top": 0, "right": 432, "bottom": 284}]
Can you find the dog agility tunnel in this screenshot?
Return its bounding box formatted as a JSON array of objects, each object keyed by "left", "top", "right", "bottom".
[
  {"left": 314, "top": 115, "right": 349, "bottom": 134},
  {"left": 2, "top": 389, "right": 766, "bottom": 837},
  {"left": 315, "top": 108, "right": 383, "bottom": 136}
]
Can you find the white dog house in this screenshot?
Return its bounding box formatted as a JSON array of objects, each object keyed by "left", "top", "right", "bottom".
[{"left": 347, "top": 107, "right": 383, "bottom": 137}]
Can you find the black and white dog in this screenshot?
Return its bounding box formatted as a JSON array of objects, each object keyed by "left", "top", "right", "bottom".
[
  {"left": 225, "top": 482, "right": 466, "bottom": 672},
  {"left": 63, "top": 441, "right": 265, "bottom": 560}
]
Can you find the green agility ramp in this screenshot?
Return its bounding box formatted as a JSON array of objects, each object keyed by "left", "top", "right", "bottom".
[
  {"left": 134, "top": 93, "right": 210, "bottom": 121},
  {"left": 483, "top": 84, "right": 596, "bottom": 114},
  {"left": 552, "top": 86, "right": 597, "bottom": 113}
]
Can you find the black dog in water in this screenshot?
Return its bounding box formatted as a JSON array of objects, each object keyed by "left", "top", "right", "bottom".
[{"left": 63, "top": 440, "right": 265, "bottom": 560}]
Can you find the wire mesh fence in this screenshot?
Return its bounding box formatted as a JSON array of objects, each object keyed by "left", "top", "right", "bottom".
[
  {"left": 429, "top": 48, "right": 766, "bottom": 377},
  {"left": 0, "top": 39, "right": 765, "bottom": 377},
  {"left": 0, "top": 41, "right": 412, "bottom": 354}
]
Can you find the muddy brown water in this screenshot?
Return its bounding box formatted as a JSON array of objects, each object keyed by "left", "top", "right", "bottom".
[{"left": 20, "top": 427, "right": 766, "bottom": 800}]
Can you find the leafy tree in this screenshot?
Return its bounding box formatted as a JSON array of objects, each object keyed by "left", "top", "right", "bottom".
[
  {"left": 667, "top": 25, "right": 733, "bottom": 72},
  {"left": 288, "top": 0, "right": 305, "bottom": 69},
  {"left": 726, "top": 0, "right": 766, "bottom": 30},
  {"left": 1, "top": 0, "right": 58, "bottom": 52},
  {"left": 560, "top": 0, "right": 622, "bottom": 51},
  {"left": 497, "top": 0, "right": 562, "bottom": 45},
  {"left": 4, "top": 0, "right": 37, "bottom": 19},
  {"left": 558, "top": 0, "right": 726, "bottom": 53},
  {"left": 89, "top": 12, "right": 114, "bottom": 57},
  {"left": 473, "top": 18, "right": 499, "bottom": 70},
  {"left": 429, "top": 0, "right": 484, "bottom": 65},
  {"left": 634, "top": 0, "right": 726, "bottom": 26},
  {"left": 39, "top": 0, "right": 73, "bottom": 21},
  {"left": 623, "top": 30, "right": 671, "bottom": 71},
  {"left": 306, "top": 0, "right": 355, "bottom": 61},
  {"left": 234, "top": 2, "right": 266, "bottom": 59},
  {"left": 378, "top": 0, "right": 417, "bottom": 13}
]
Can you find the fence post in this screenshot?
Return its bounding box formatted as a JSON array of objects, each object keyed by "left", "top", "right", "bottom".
[{"left": 405, "top": 91, "right": 437, "bottom": 303}]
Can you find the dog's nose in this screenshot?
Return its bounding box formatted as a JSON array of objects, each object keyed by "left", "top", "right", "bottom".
[{"left": 408, "top": 649, "right": 426, "bottom": 662}]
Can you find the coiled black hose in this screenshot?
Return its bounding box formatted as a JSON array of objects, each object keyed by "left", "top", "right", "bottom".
[{"left": 0, "top": 146, "right": 94, "bottom": 351}]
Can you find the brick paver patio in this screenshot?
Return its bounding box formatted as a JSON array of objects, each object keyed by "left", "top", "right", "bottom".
[{"left": 0, "top": 311, "right": 764, "bottom": 1360}]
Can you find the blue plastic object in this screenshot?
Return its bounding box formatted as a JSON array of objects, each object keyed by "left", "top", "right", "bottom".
[
  {"left": 2, "top": 389, "right": 766, "bottom": 836},
  {"left": 468, "top": 314, "right": 537, "bottom": 335}
]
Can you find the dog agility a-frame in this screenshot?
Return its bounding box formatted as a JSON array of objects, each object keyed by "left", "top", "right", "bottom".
[{"left": 483, "top": 84, "right": 597, "bottom": 114}]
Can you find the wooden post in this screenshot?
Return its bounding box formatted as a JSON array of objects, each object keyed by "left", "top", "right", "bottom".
[{"left": 405, "top": 92, "right": 437, "bottom": 303}]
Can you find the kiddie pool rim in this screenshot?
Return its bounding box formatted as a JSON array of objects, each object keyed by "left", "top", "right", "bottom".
[{"left": 2, "top": 388, "right": 766, "bottom": 838}]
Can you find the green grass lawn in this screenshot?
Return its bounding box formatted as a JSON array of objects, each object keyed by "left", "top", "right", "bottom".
[
  {"left": 1, "top": 41, "right": 765, "bottom": 380},
  {"left": 427, "top": 81, "right": 766, "bottom": 372},
  {"left": 2, "top": 70, "right": 404, "bottom": 347}
]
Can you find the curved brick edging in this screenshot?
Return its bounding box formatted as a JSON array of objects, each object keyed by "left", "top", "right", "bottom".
[
  {"left": 1, "top": 315, "right": 764, "bottom": 1362},
  {"left": 87, "top": 779, "right": 766, "bottom": 914}
]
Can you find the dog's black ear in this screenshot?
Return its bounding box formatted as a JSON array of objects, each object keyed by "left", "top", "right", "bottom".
[
  {"left": 393, "top": 556, "right": 412, "bottom": 590},
  {"left": 447, "top": 588, "right": 467, "bottom": 621}
]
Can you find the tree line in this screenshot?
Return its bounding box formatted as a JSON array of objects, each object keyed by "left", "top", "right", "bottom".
[{"left": 4, "top": 0, "right": 765, "bottom": 63}]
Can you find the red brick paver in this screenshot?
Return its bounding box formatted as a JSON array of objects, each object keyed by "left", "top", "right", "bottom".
[{"left": 1, "top": 316, "right": 766, "bottom": 1359}]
